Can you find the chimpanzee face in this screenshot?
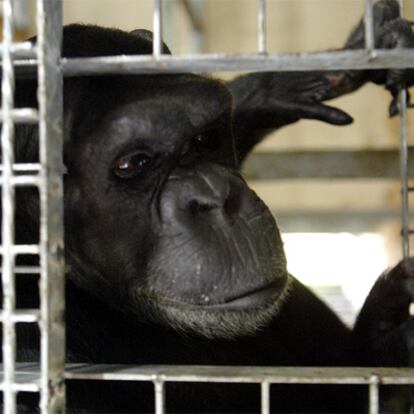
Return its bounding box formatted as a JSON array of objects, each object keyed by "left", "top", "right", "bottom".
[{"left": 62, "top": 70, "right": 287, "bottom": 340}]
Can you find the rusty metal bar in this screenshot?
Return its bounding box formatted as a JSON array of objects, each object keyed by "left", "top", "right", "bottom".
[
  {"left": 1, "top": 0, "right": 17, "bottom": 412},
  {"left": 36, "top": 0, "right": 66, "bottom": 412}
]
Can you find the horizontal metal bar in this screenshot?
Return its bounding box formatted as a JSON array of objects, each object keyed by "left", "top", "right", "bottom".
[
  {"left": 0, "top": 41, "right": 36, "bottom": 58},
  {"left": 0, "top": 175, "right": 42, "bottom": 187},
  {"left": 0, "top": 244, "right": 40, "bottom": 255},
  {"left": 8, "top": 49, "right": 414, "bottom": 77},
  {"left": 59, "top": 49, "right": 414, "bottom": 75},
  {"left": 4, "top": 364, "right": 414, "bottom": 393},
  {"left": 0, "top": 310, "right": 40, "bottom": 323},
  {"left": 0, "top": 163, "right": 41, "bottom": 173},
  {"left": 0, "top": 363, "right": 40, "bottom": 392},
  {"left": 0, "top": 108, "right": 39, "bottom": 124},
  {"left": 61, "top": 364, "right": 414, "bottom": 385},
  {"left": 243, "top": 150, "right": 414, "bottom": 180},
  {"left": 14, "top": 266, "right": 41, "bottom": 274},
  {"left": 0, "top": 382, "right": 40, "bottom": 393}
]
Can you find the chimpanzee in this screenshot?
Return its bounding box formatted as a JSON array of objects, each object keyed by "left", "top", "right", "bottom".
[{"left": 6, "top": 0, "right": 414, "bottom": 412}]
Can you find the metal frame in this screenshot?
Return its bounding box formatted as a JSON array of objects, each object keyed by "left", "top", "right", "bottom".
[
  {"left": 0, "top": 0, "right": 65, "bottom": 413},
  {"left": 1, "top": 0, "right": 413, "bottom": 413}
]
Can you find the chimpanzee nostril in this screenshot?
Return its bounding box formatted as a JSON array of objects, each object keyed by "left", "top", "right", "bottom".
[{"left": 187, "top": 192, "right": 240, "bottom": 218}]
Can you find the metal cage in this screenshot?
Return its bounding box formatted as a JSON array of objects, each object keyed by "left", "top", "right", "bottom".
[{"left": 1, "top": 0, "right": 414, "bottom": 413}]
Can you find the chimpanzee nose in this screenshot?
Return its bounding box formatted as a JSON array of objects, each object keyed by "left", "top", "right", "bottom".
[
  {"left": 185, "top": 169, "right": 241, "bottom": 219},
  {"left": 162, "top": 164, "right": 244, "bottom": 222},
  {"left": 187, "top": 190, "right": 240, "bottom": 216}
]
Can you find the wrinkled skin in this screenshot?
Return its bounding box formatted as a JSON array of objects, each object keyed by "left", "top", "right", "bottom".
[{"left": 4, "top": 0, "right": 414, "bottom": 412}]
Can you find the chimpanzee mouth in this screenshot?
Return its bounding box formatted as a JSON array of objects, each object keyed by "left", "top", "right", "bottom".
[
  {"left": 145, "top": 276, "right": 289, "bottom": 311},
  {"left": 202, "top": 280, "right": 288, "bottom": 310},
  {"left": 142, "top": 277, "right": 292, "bottom": 339}
]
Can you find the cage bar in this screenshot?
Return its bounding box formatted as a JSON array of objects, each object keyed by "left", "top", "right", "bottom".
[
  {"left": 0, "top": 310, "right": 40, "bottom": 324},
  {"left": 399, "top": 89, "right": 410, "bottom": 257},
  {"left": 258, "top": 0, "right": 267, "bottom": 54},
  {"left": 36, "top": 0, "right": 65, "bottom": 412},
  {"left": 1, "top": 0, "right": 17, "bottom": 412},
  {"left": 369, "top": 376, "right": 380, "bottom": 414},
  {"left": 397, "top": 0, "right": 411, "bottom": 257},
  {"left": 62, "top": 364, "right": 414, "bottom": 385},
  {"left": 364, "top": 0, "right": 375, "bottom": 51},
  {"left": 0, "top": 41, "right": 36, "bottom": 59},
  {"left": 0, "top": 108, "right": 39, "bottom": 124},
  {"left": 154, "top": 379, "right": 166, "bottom": 414},
  {"left": 55, "top": 49, "right": 414, "bottom": 76},
  {"left": 261, "top": 382, "right": 270, "bottom": 414},
  {"left": 153, "top": 0, "right": 163, "bottom": 56}
]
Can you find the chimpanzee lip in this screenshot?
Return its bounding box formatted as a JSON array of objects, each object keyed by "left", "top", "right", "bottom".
[{"left": 149, "top": 278, "right": 288, "bottom": 311}]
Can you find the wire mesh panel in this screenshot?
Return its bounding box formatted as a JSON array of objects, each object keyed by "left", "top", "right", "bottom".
[{"left": 0, "top": 0, "right": 65, "bottom": 413}]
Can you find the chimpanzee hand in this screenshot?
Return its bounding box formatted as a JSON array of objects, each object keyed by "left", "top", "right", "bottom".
[
  {"left": 344, "top": 0, "right": 414, "bottom": 116},
  {"left": 352, "top": 258, "right": 414, "bottom": 413},
  {"left": 230, "top": 0, "right": 414, "bottom": 161}
]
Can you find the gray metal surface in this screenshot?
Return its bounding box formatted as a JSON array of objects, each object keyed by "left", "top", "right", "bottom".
[
  {"left": 153, "top": 0, "right": 163, "bottom": 56},
  {"left": 1, "top": 1, "right": 18, "bottom": 412},
  {"left": 3, "top": 363, "right": 414, "bottom": 385},
  {"left": 397, "top": 0, "right": 411, "bottom": 258},
  {"left": 258, "top": 0, "right": 267, "bottom": 54},
  {"left": 36, "top": 0, "right": 65, "bottom": 412},
  {"left": 365, "top": 0, "right": 375, "bottom": 51},
  {"left": 0, "top": 0, "right": 65, "bottom": 412},
  {"left": 57, "top": 49, "right": 414, "bottom": 75}
]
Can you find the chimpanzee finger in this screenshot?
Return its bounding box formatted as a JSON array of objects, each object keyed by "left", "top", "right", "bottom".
[
  {"left": 297, "top": 103, "right": 354, "bottom": 125},
  {"left": 389, "top": 90, "right": 413, "bottom": 117}
]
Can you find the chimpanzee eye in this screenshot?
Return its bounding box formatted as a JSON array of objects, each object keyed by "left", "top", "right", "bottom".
[{"left": 113, "top": 152, "right": 153, "bottom": 179}]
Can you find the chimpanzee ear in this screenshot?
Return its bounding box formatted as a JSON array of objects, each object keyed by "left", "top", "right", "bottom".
[{"left": 130, "top": 29, "right": 172, "bottom": 54}]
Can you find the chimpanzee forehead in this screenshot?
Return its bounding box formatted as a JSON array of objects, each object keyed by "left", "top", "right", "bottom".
[
  {"left": 96, "top": 95, "right": 230, "bottom": 154},
  {"left": 80, "top": 74, "right": 231, "bottom": 143}
]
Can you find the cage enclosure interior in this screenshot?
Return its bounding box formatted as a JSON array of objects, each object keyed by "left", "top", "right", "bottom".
[{"left": 1, "top": 0, "right": 414, "bottom": 413}]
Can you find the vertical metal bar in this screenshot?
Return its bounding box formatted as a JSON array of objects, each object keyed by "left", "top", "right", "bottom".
[
  {"left": 154, "top": 380, "right": 166, "bottom": 414},
  {"left": 258, "top": 0, "right": 267, "bottom": 54},
  {"left": 364, "top": 0, "right": 375, "bottom": 50},
  {"left": 399, "top": 89, "right": 410, "bottom": 258},
  {"left": 36, "top": 0, "right": 65, "bottom": 412},
  {"left": 1, "top": 0, "right": 17, "bottom": 412},
  {"left": 397, "top": 0, "right": 410, "bottom": 258},
  {"left": 369, "top": 376, "right": 380, "bottom": 414},
  {"left": 153, "top": 0, "right": 163, "bottom": 56},
  {"left": 261, "top": 382, "right": 270, "bottom": 414}
]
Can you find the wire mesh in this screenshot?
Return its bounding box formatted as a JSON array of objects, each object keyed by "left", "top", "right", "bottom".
[{"left": 0, "top": 0, "right": 65, "bottom": 413}]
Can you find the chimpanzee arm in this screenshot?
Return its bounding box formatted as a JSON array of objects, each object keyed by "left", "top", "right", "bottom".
[{"left": 229, "top": 0, "right": 414, "bottom": 161}]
